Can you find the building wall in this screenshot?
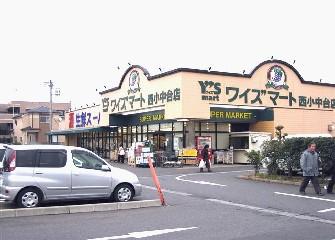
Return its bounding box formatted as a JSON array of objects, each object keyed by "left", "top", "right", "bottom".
[
  {"left": 65, "top": 135, "right": 77, "bottom": 146},
  {"left": 180, "top": 65, "right": 335, "bottom": 118},
  {"left": 100, "top": 68, "right": 183, "bottom": 126},
  {"left": 38, "top": 123, "right": 50, "bottom": 144},
  {"left": 65, "top": 62, "right": 335, "bottom": 142},
  {"left": 274, "top": 108, "right": 335, "bottom": 137},
  {"left": 250, "top": 121, "right": 275, "bottom": 136},
  {"left": 14, "top": 112, "right": 63, "bottom": 144}
]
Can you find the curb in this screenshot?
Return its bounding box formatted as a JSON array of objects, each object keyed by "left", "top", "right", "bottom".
[
  {"left": 238, "top": 175, "right": 302, "bottom": 186},
  {"left": 0, "top": 199, "right": 161, "bottom": 219}
]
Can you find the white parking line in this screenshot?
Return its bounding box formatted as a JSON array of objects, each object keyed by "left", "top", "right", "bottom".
[
  {"left": 88, "top": 226, "right": 198, "bottom": 240},
  {"left": 207, "top": 198, "right": 335, "bottom": 226},
  {"left": 142, "top": 185, "right": 192, "bottom": 196},
  {"left": 318, "top": 208, "right": 335, "bottom": 213},
  {"left": 274, "top": 192, "right": 335, "bottom": 203},
  {"left": 182, "top": 170, "right": 252, "bottom": 177},
  {"left": 176, "top": 175, "right": 227, "bottom": 187},
  {"left": 139, "top": 170, "right": 252, "bottom": 179}
]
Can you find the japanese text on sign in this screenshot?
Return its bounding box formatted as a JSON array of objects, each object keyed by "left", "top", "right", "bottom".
[
  {"left": 102, "top": 88, "right": 181, "bottom": 113},
  {"left": 199, "top": 81, "right": 335, "bottom": 109},
  {"left": 73, "top": 111, "right": 101, "bottom": 128}
]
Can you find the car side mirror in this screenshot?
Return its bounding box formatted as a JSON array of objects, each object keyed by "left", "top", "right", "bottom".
[{"left": 101, "top": 165, "right": 111, "bottom": 172}]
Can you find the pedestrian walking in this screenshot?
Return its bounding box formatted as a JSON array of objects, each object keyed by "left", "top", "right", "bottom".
[
  {"left": 200, "top": 144, "right": 211, "bottom": 173},
  {"left": 299, "top": 142, "right": 324, "bottom": 196},
  {"left": 325, "top": 161, "right": 335, "bottom": 194},
  {"left": 118, "top": 145, "right": 125, "bottom": 163}
]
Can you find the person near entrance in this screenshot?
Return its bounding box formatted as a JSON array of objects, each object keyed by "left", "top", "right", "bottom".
[
  {"left": 200, "top": 144, "right": 211, "bottom": 173},
  {"left": 299, "top": 142, "right": 324, "bottom": 196},
  {"left": 118, "top": 144, "right": 125, "bottom": 163}
]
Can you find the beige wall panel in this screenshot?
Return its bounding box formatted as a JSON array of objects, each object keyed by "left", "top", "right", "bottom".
[
  {"left": 101, "top": 68, "right": 183, "bottom": 124},
  {"left": 250, "top": 121, "right": 275, "bottom": 136},
  {"left": 180, "top": 63, "right": 335, "bottom": 113},
  {"left": 274, "top": 108, "right": 335, "bottom": 136}
]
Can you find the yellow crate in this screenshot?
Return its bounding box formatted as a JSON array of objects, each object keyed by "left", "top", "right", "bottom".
[{"left": 178, "top": 148, "right": 198, "bottom": 157}]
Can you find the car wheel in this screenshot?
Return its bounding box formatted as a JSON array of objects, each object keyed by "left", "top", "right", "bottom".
[
  {"left": 16, "top": 188, "right": 42, "bottom": 208},
  {"left": 113, "top": 184, "right": 134, "bottom": 202},
  {"left": 113, "top": 183, "right": 134, "bottom": 202}
]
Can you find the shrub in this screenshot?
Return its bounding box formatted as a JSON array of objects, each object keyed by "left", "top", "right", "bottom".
[
  {"left": 245, "top": 150, "right": 262, "bottom": 176},
  {"left": 261, "top": 137, "right": 335, "bottom": 177}
]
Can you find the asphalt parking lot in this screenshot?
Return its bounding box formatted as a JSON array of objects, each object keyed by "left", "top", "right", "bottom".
[{"left": 1, "top": 163, "right": 335, "bottom": 240}]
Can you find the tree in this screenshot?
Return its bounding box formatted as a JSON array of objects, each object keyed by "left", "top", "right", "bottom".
[{"left": 275, "top": 125, "right": 287, "bottom": 142}]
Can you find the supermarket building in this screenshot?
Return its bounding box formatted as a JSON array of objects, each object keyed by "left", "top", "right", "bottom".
[{"left": 51, "top": 60, "right": 335, "bottom": 163}]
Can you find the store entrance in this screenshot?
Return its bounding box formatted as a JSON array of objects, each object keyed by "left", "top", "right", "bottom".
[{"left": 153, "top": 133, "right": 166, "bottom": 151}]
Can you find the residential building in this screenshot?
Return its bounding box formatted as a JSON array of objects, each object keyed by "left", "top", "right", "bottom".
[{"left": 0, "top": 101, "right": 70, "bottom": 144}]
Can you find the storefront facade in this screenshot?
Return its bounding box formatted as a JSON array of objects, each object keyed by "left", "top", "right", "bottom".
[{"left": 53, "top": 60, "right": 335, "bottom": 163}]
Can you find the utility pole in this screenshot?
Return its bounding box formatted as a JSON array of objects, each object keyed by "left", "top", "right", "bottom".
[
  {"left": 44, "top": 80, "right": 61, "bottom": 143},
  {"left": 48, "top": 80, "right": 54, "bottom": 133}
]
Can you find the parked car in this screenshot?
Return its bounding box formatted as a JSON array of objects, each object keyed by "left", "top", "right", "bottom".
[{"left": 0, "top": 145, "right": 142, "bottom": 208}]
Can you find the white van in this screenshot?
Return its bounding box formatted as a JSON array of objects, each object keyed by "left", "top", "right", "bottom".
[{"left": 0, "top": 145, "right": 142, "bottom": 208}]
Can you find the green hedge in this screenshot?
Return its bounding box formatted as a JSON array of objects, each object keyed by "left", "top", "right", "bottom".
[{"left": 261, "top": 137, "right": 335, "bottom": 176}]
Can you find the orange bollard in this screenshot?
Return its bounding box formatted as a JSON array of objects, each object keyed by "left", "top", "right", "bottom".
[{"left": 147, "top": 156, "right": 166, "bottom": 206}]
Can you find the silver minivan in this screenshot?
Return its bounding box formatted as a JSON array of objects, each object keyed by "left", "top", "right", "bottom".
[{"left": 0, "top": 145, "right": 142, "bottom": 208}]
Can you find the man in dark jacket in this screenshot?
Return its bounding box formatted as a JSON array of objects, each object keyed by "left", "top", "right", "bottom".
[
  {"left": 299, "top": 142, "right": 324, "bottom": 196},
  {"left": 326, "top": 161, "right": 335, "bottom": 194}
]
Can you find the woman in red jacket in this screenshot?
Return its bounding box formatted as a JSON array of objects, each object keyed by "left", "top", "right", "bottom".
[{"left": 201, "top": 144, "right": 212, "bottom": 172}]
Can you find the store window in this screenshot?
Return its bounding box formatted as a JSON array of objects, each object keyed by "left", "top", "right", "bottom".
[
  {"left": 136, "top": 126, "right": 141, "bottom": 142},
  {"left": 142, "top": 125, "right": 148, "bottom": 141},
  {"left": 148, "top": 124, "right": 159, "bottom": 132},
  {"left": 173, "top": 122, "right": 183, "bottom": 132},
  {"left": 217, "top": 123, "right": 229, "bottom": 132},
  {"left": 173, "top": 133, "right": 183, "bottom": 151},
  {"left": 160, "top": 123, "right": 172, "bottom": 132},
  {"left": 231, "top": 136, "right": 249, "bottom": 149},
  {"left": 201, "top": 122, "right": 215, "bottom": 132},
  {"left": 217, "top": 133, "right": 229, "bottom": 150}
]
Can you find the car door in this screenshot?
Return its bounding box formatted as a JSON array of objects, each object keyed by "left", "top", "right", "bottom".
[
  {"left": 34, "top": 149, "right": 71, "bottom": 200},
  {"left": 71, "top": 150, "right": 112, "bottom": 199}
]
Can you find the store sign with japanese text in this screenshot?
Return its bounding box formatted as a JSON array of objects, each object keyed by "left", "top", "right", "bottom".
[
  {"left": 199, "top": 66, "right": 335, "bottom": 110},
  {"left": 68, "top": 111, "right": 101, "bottom": 128},
  {"left": 102, "top": 70, "right": 181, "bottom": 113}
]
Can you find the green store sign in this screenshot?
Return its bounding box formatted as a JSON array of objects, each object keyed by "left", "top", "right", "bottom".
[{"left": 210, "top": 107, "right": 273, "bottom": 123}]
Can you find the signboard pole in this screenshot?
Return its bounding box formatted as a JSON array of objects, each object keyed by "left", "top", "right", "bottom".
[{"left": 148, "top": 156, "right": 166, "bottom": 206}]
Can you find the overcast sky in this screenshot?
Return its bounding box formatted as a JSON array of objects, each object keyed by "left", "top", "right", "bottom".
[{"left": 1, "top": 0, "right": 334, "bottom": 108}]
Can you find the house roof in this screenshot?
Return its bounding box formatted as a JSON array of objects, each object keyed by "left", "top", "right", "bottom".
[
  {"left": 26, "top": 106, "right": 59, "bottom": 114},
  {"left": 21, "top": 126, "right": 40, "bottom": 131}
]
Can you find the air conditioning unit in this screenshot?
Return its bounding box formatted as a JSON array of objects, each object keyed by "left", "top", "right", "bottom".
[
  {"left": 328, "top": 124, "right": 335, "bottom": 131},
  {"left": 251, "top": 136, "right": 258, "bottom": 143}
]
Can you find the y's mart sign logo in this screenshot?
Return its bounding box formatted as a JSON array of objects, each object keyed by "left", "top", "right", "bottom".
[{"left": 198, "top": 81, "right": 221, "bottom": 101}]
